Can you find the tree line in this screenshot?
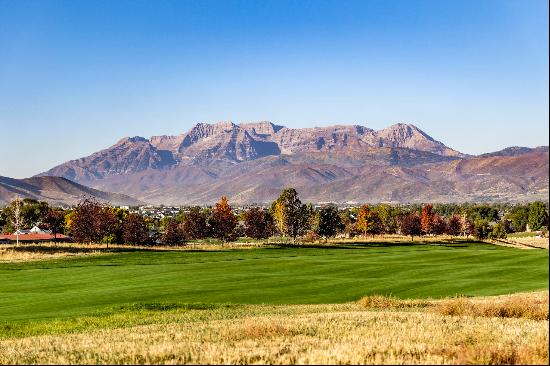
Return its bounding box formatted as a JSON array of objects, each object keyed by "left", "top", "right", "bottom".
[{"left": 0, "top": 190, "right": 548, "bottom": 245}]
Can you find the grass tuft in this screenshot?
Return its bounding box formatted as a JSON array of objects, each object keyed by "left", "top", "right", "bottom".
[
  {"left": 435, "top": 293, "right": 549, "bottom": 321},
  {"left": 358, "top": 295, "right": 431, "bottom": 309}
]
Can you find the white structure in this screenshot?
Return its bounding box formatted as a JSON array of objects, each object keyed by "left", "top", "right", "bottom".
[{"left": 29, "top": 225, "right": 52, "bottom": 234}]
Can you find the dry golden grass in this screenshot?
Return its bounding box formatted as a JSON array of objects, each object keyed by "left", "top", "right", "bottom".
[
  {"left": 507, "top": 236, "right": 549, "bottom": 249},
  {"left": 357, "top": 294, "right": 431, "bottom": 309},
  {"left": 0, "top": 293, "right": 547, "bottom": 365},
  {"left": 434, "top": 292, "right": 549, "bottom": 321},
  {"left": 359, "top": 292, "right": 549, "bottom": 321},
  {"left": 0, "top": 242, "right": 266, "bottom": 262},
  {"left": 0, "top": 243, "right": 105, "bottom": 262}
]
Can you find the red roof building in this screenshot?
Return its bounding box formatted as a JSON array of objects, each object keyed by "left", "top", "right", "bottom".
[{"left": 0, "top": 233, "right": 72, "bottom": 243}]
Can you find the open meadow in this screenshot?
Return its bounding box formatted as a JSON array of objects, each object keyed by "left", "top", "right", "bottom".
[{"left": 0, "top": 239, "right": 548, "bottom": 364}]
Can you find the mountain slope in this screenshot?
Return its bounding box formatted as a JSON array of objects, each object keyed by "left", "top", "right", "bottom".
[
  {"left": 36, "top": 121, "right": 548, "bottom": 204},
  {"left": 0, "top": 176, "right": 144, "bottom": 206},
  {"left": 39, "top": 121, "right": 464, "bottom": 182}
]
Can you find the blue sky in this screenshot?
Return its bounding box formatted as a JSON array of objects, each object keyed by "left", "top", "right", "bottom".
[{"left": 0, "top": 0, "right": 548, "bottom": 178}]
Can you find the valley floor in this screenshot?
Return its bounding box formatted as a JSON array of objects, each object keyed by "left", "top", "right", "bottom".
[{"left": 0, "top": 239, "right": 547, "bottom": 364}]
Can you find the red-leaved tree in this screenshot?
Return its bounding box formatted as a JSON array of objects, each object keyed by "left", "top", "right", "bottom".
[
  {"left": 69, "top": 198, "right": 118, "bottom": 246},
  {"left": 421, "top": 204, "right": 435, "bottom": 235},
  {"left": 211, "top": 196, "right": 238, "bottom": 242},
  {"left": 399, "top": 212, "right": 422, "bottom": 241},
  {"left": 244, "top": 207, "right": 274, "bottom": 239},
  {"left": 447, "top": 215, "right": 463, "bottom": 238},
  {"left": 432, "top": 214, "right": 447, "bottom": 235},
  {"left": 182, "top": 207, "right": 209, "bottom": 240},
  {"left": 122, "top": 213, "right": 149, "bottom": 245},
  {"left": 161, "top": 219, "right": 185, "bottom": 246}
]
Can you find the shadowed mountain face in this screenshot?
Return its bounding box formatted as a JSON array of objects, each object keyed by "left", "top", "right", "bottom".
[
  {"left": 0, "top": 176, "right": 144, "bottom": 206},
  {"left": 37, "top": 121, "right": 548, "bottom": 205}
]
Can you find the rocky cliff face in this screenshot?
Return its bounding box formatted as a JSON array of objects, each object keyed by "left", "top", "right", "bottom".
[
  {"left": 42, "top": 121, "right": 464, "bottom": 182},
  {"left": 363, "top": 123, "right": 463, "bottom": 157},
  {"left": 36, "top": 121, "right": 547, "bottom": 204},
  {"left": 44, "top": 136, "right": 177, "bottom": 182}
]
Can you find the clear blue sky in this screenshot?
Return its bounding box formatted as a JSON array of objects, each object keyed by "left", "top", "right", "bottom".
[{"left": 0, "top": 0, "right": 548, "bottom": 178}]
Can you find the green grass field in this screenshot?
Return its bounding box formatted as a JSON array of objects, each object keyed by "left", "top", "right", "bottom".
[{"left": 1, "top": 242, "right": 548, "bottom": 324}]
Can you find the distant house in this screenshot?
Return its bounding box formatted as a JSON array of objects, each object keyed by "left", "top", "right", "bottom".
[
  {"left": 29, "top": 225, "right": 52, "bottom": 234},
  {"left": 1, "top": 225, "right": 70, "bottom": 243}
]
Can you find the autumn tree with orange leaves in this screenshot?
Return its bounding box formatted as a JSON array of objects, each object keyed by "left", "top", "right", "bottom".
[
  {"left": 356, "top": 205, "right": 371, "bottom": 237},
  {"left": 211, "top": 196, "right": 238, "bottom": 242},
  {"left": 421, "top": 204, "right": 435, "bottom": 235}
]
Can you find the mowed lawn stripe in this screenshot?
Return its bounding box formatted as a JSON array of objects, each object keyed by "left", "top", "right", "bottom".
[{"left": 0, "top": 244, "right": 547, "bottom": 322}]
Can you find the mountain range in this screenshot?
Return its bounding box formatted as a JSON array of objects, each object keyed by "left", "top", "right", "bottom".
[{"left": 18, "top": 121, "right": 549, "bottom": 205}]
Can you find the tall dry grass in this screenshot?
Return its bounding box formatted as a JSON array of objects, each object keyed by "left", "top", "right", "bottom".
[
  {"left": 359, "top": 292, "right": 549, "bottom": 321},
  {"left": 0, "top": 244, "right": 105, "bottom": 262},
  {"left": 0, "top": 294, "right": 547, "bottom": 365},
  {"left": 434, "top": 293, "right": 549, "bottom": 321}
]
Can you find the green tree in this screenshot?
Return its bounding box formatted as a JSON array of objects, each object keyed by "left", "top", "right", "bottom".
[
  {"left": 42, "top": 207, "right": 66, "bottom": 241},
  {"left": 375, "top": 203, "right": 398, "bottom": 234},
  {"left": 21, "top": 198, "right": 49, "bottom": 228},
  {"left": 528, "top": 202, "right": 548, "bottom": 231},
  {"left": 467, "top": 205, "right": 500, "bottom": 222},
  {"left": 0, "top": 210, "right": 6, "bottom": 232},
  {"left": 489, "top": 222, "right": 507, "bottom": 239},
  {"left": 473, "top": 219, "right": 491, "bottom": 240},
  {"left": 1, "top": 198, "right": 50, "bottom": 231},
  {"left": 271, "top": 188, "right": 310, "bottom": 242},
  {"left": 506, "top": 205, "right": 529, "bottom": 232},
  {"left": 316, "top": 205, "right": 344, "bottom": 238}
]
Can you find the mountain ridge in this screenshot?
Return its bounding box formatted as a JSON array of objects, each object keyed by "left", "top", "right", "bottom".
[
  {"left": 0, "top": 176, "right": 144, "bottom": 206},
  {"left": 40, "top": 121, "right": 465, "bottom": 182},
  {"left": 35, "top": 121, "right": 548, "bottom": 205}
]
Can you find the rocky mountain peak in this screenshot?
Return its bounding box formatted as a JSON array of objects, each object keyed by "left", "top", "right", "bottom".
[
  {"left": 240, "top": 121, "right": 284, "bottom": 136},
  {"left": 116, "top": 136, "right": 149, "bottom": 145},
  {"left": 39, "top": 121, "right": 467, "bottom": 182},
  {"left": 368, "top": 123, "right": 464, "bottom": 157}
]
